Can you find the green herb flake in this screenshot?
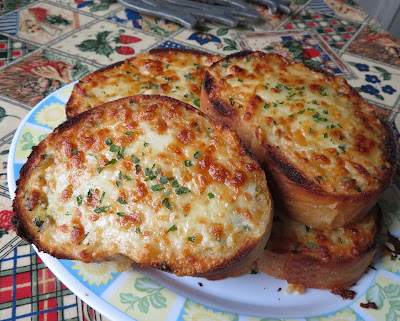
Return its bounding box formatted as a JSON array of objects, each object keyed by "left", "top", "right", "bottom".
[
  {"left": 106, "top": 137, "right": 112, "bottom": 146},
  {"left": 160, "top": 176, "right": 168, "bottom": 184},
  {"left": 71, "top": 149, "right": 78, "bottom": 155},
  {"left": 185, "top": 160, "right": 193, "bottom": 167},
  {"left": 135, "top": 227, "right": 141, "bottom": 234},
  {"left": 208, "top": 192, "right": 215, "bottom": 199},
  {"left": 263, "top": 103, "right": 269, "bottom": 109},
  {"left": 131, "top": 154, "right": 140, "bottom": 164},
  {"left": 125, "top": 131, "right": 133, "bottom": 135},
  {"left": 221, "top": 63, "right": 230, "bottom": 68},
  {"left": 65, "top": 211, "right": 70, "bottom": 216},
  {"left": 166, "top": 64, "right": 169, "bottom": 69},
  {"left": 339, "top": 135, "right": 345, "bottom": 140},
  {"left": 339, "top": 237, "right": 343, "bottom": 244},
  {"left": 97, "top": 167, "right": 102, "bottom": 174},
  {"left": 135, "top": 164, "right": 141, "bottom": 173},
  {"left": 110, "top": 145, "right": 119, "bottom": 152},
  {"left": 167, "top": 225, "right": 177, "bottom": 233},
  {"left": 33, "top": 217, "right": 44, "bottom": 228},
  {"left": 309, "top": 128, "right": 314, "bottom": 134},
  {"left": 116, "top": 181, "right": 122, "bottom": 187},
  {"left": 144, "top": 141, "right": 149, "bottom": 147},
  {"left": 194, "top": 63, "right": 201, "bottom": 69},
  {"left": 289, "top": 114, "right": 294, "bottom": 118},
  {"left": 193, "top": 98, "right": 200, "bottom": 108},
  {"left": 305, "top": 226, "right": 311, "bottom": 232},
  {"left": 171, "top": 180, "right": 179, "bottom": 188},
  {"left": 151, "top": 184, "right": 165, "bottom": 192},
  {"left": 184, "top": 72, "right": 195, "bottom": 80},
  {"left": 338, "top": 144, "right": 346, "bottom": 152},
  {"left": 163, "top": 191, "right": 172, "bottom": 196},
  {"left": 100, "top": 191, "right": 105, "bottom": 203},
  {"left": 194, "top": 151, "right": 201, "bottom": 159},
  {"left": 297, "top": 109, "right": 305, "bottom": 114},
  {"left": 94, "top": 206, "right": 110, "bottom": 214},
  {"left": 86, "top": 94, "right": 92, "bottom": 98},
  {"left": 354, "top": 186, "right": 361, "bottom": 192},
  {"left": 307, "top": 242, "right": 318, "bottom": 249},
  {"left": 87, "top": 188, "right": 93, "bottom": 200},
  {"left": 106, "top": 159, "right": 116, "bottom": 166},
  {"left": 78, "top": 232, "right": 89, "bottom": 244},
  {"left": 323, "top": 133, "right": 328, "bottom": 138},
  {"left": 187, "top": 236, "right": 196, "bottom": 242},
  {"left": 89, "top": 153, "right": 98, "bottom": 159},
  {"left": 77, "top": 195, "right": 83, "bottom": 206},
  {"left": 292, "top": 242, "right": 298, "bottom": 252},
  {"left": 125, "top": 71, "right": 131, "bottom": 74},
  {"left": 175, "top": 186, "right": 191, "bottom": 195},
  {"left": 117, "top": 212, "right": 125, "bottom": 217},
  {"left": 117, "top": 147, "right": 125, "bottom": 160},
  {"left": 162, "top": 198, "right": 174, "bottom": 210},
  {"left": 117, "top": 198, "right": 127, "bottom": 205}
]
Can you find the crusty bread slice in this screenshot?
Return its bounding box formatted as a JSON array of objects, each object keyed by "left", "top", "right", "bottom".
[
  {"left": 12, "top": 95, "right": 273, "bottom": 279},
  {"left": 201, "top": 51, "right": 396, "bottom": 230},
  {"left": 256, "top": 205, "right": 379, "bottom": 289},
  {"left": 66, "top": 48, "right": 222, "bottom": 119}
]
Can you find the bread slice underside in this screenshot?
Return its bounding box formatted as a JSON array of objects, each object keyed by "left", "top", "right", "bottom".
[
  {"left": 12, "top": 95, "right": 273, "bottom": 279},
  {"left": 66, "top": 48, "right": 222, "bottom": 119},
  {"left": 256, "top": 205, "right": 379, "bottom": 289},
  {"left": 201, "top": 50, "right": 396, "bottom": 230}
]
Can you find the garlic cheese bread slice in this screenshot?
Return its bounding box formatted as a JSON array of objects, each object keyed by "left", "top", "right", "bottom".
[
  {"left": 12, "top": 95, "right": 273, "bottom": 279},
  {"left": 201, "top": 51, "right": 396, "bottom": 230},
  {"left": 66, "top": 48, "right": 222, "bottom": 119}
]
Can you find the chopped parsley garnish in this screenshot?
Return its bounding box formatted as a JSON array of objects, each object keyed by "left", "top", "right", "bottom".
[
  {"left": 71, "top": 149, "right": 78, "bottom": 155},
  {"left": 94, "top": 206, "right": 110, "bottom": 213},
  {"left": 151, "top": 184, "right": 165, "bottom": 192},
  {"left": 117, "top": 212, "right": 125, "bottom": 217},
  {"left": 77, "top": 195, "right": 83, "bottom": 206},
  {"left": 319, "top": 86, "right": 328, "bottom": 96},
  {"left": 33, "top": 217, "right": 44, "bottom": 228},
  {"left": 221, "top": 63, "right": 230, "bottom": 68},
  {"left": 354, "top": 186, "right": 361, "bottom": 192},
  {"left": 264, "top": 103, "right": 269, "bottom": 109},
  {"left": 78, "top": 232, "right": 89, "bottom": 244},
  {"left": 135, "top": 227, "right": 141, "bottom": 234},
  {"left": 307, "top": 242, "right": 317, "bottom": 249},
  {"left": 123, "top": 175, "right": 132, "bottom": 181},
  {"left": 65, "top": 211, "right": 70, "bottom": 216},
  {"left": 175, "top": 186, "right": 191, "bottom": 195},
  {"left": 131, "top": 154, "right": 140, "bottom": 164},
  {"left": 106, "top": 138, "right": 112, "bottom": 146},
  {"left": 171, "top": 180, "right": 179, "bottom": 188},
  {"left": 116, "top": 181, "right": 122, "bottom": 187},
  {"left": 289, "top": 114, "right": 294, "bottom": 118},
  {"left": 194, "top": 151, "right": 201, "bottom": 159},
  {"left": 297, "top": 109, "right": 305, "bottom": 114},
  {"left": 339, "top": 135, "right": 345, "bottom": 140},
  {"left": 185, "top": 160, "right": 193, "bottom": 167},
  {"left": 125, "top": 71, "right": 131, "bottom": 74},
  {"left": 187, "top": 236, "right": 196, "bottom": 242},
  {"left": 144, "top": 141, "right": 149, "bottom": 147},
  {"left": 117, "top": 198, "right": 127, "bottom": 204},
  {"left": 125, "top": 131, "right": 133, "bottom": 135},
  {"left": 193, "top": 98, "right": 200, "bottom": 108},
  {"left": 194, "top": 63, "right": 201, "bottom": 69},
  {"left": 291, "top": 242, "right": 298, "bottom": 252},
  {"left": 86, "top": 94, "right": 92, "bottom": 98},
  {"left": 208, "top": 192, "right": 215, "bottom": 199},
  {"left": 145, "top": 168, "right": 156, "bottom": 180},
  {"left": 338, "top": 144, "right": 346, "bottom": 152},
  {"left": 309, "top": 128, "right": 314, "bottom": 134},
  {"left": 110, "top": 145, "right": 119, "bottom": 152},
  {"left": 143, "top": 82, "right": 160, "bottom": 89},
  {"left": 163, "top": 191, "right": 172, "bottom": 196},
  {"left": 311, "top": 100, "right": 318, "bottom": 104},
  {"left": 312, "top": 112, "right": 328, "bottom": 123},
  {"left": 87, "top": 188, "right": 93, "bottom": 200},
  {"left": 160, "top": 176, "right": 169, "bottom": 184},
  {"left": 229, "top": 97, "right": 234, "bottom": 106},
  {"left": 117, "top": 147, "right": 125, "bottom": 160},
  {"left": 167, "top": 225, "right": 177, "bottom": 233},
  {"left": 100, "top": 191, "right": 105, "bottom": 203},
  {"left": 323, "top": 133, "right": 328, "bottom": 138},
  {"left": 305, "top": 226, "right": 311, "bottom": 232},
  {"left": 184, "top": 72, "right": 195, "bottom": 80},
  {"left": 162, "top": 198, "right": 173, "bottom": 210}
]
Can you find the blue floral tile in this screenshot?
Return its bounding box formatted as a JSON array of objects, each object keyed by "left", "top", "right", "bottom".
[
  {"left": 343, "top": 53, "right": 400, "bottom": 108},
  {"left": 158, "top": 41, "right": 187, "bottom": 49}
]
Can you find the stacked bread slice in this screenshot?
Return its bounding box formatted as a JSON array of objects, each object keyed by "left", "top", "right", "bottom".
[
  {"left": 200, "top": 50, "right": 396, "bottom": 288},
  {"left": 12, "top": 49, "right": 397, "bottom": 289}
]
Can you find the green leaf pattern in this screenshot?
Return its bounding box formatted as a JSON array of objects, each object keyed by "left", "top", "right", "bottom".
[
  {"left": 365, "top": 282, "right": 400, "bottom": 320},
  {"left": 119, "top": 277, "right": 167, "bottom": 314}
]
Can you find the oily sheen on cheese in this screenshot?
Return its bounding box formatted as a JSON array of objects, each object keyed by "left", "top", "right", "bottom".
[
  {"left": 256, "top": 206, "right": 379, "bottom": 289},
  {"left": 12, "top": 95, "right": 273, "bottom": 278},
  {"left": 66, "top": 48, "right": 222, "bottom": 119},
  {"left": 201, "top": 51, "right": 396, "bottom": 230}
]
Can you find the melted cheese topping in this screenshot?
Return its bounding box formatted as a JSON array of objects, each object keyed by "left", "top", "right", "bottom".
[
  {"left": 267, "top": 207, "right": 377, "bottom": 260},
  {"left": 66, "top": 50, "right": 222, "bottom": 118},
  {"left": 19, "top": 96, "right": 272, "bottom": 275},
  {"left": 206, "top": 52, "right": 393, "bottom": 194}
]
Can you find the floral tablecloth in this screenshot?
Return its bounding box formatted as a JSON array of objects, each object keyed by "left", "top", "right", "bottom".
[{"left": 0, "top": 0, "right": 400, "bottom": 320}]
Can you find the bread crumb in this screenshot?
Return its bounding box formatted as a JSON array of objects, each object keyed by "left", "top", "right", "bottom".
[{"left": 285, "top": 284, "right": 305, "bottom": 294}]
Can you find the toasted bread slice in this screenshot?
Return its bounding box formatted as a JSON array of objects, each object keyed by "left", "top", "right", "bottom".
[
  {"left": 256, "top": 205, "right": 379, "bottom": 289},
  {"left": 201, "top": 51, "right": 396, "bottom": 230},
  {"left": 66, "top": 48, "right": 222, "bottom": 119},
  {"left": 12, "top": 95, "right": 273, "bottom": 279}
]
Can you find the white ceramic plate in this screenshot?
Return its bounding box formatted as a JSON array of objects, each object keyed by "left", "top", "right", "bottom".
[{"left": 8, "top": 83, "right": 400, "bottom": 321}]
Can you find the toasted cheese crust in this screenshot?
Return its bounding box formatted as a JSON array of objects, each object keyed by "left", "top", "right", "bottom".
[
  {"left": 256, "top": 206, "right": 379, "bottom": 289},
  {"left": 66, "top": 48, "right": 222, "bottom": 119},
  {"left": 13, "top": 95, "right": 273, "bottom": 278},
  {"left": 201, "top": 51, "right": 396, "bottom": 229}
]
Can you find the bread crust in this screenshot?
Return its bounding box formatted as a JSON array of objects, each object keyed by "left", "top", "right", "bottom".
[
  {"left": 256, "top": 205, "right": 380, "bottom": 289},
  {"left": 13, "top": 95, "right": 273, "bottom": 279},
  {"left": 66, "top": 48, "right": 222, "bottom": 119},
  {"left": 201, "top": 51, "right": 397, "bottom": 230}
]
